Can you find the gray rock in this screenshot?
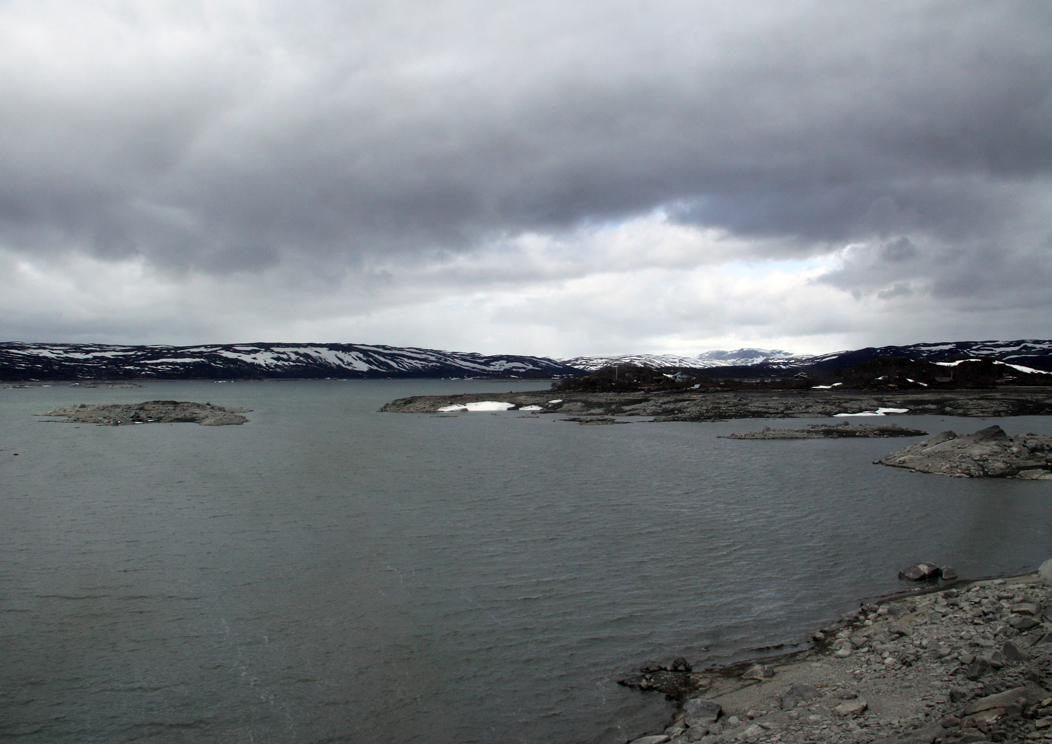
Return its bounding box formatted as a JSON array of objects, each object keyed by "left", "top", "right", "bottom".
[
  {"left": 961, "top": 684, "right": 1047, "bottom": 716},
  {"left": 834, "top": 699, "right": 868, "bottom": 717},
  {"left": 895, "top": 722, "right": 944, "bottom": 743},
  {"left": 899, "top": 563, "right": 942, "bottom": 581},
  {"left": 1008, "top": 614, "right": 1040, "bottom": 631},
  {"left": 1011, "top": 602, "right": 1041, "bottom": 616},
  {"left": 1001, "top": 641, "right": 1028, "bottom": 662},
  {"left": 1040, "top": 558, "right": 1052, "bottom": 585},
  {"left": 742, "top": 664, "right": 775, "bottom": 681},
  {"left": 629, "top": 736, "right": 670, "bottom": 744},
  {"left": 965, "top": 657, "right": 992, "bottom": 680},
  {"left": 683, "top": 698, "right": 722, "bottom": 727},
  {"left": 780, "top": 683, "right": 822, "bottom": 710}
]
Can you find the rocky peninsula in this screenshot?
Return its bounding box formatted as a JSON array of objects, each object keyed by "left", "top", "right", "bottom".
[
  {"left": 721, "top": 423, "right": 929, "bottom": 440},
  {"left": 39, "top": 400, "right": 251, "bottom": 426},
  {"left": 877, "top": 425, "right": 1052, "bottom": 480},
  {"left": 621, "top": 567, "right": 1052, "bottom": 744},
  {"left": 381, "top": 388, "right": 1052, "bottom": 421}
]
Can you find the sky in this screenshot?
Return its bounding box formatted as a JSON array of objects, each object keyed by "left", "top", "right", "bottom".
[{"left": 1, "top": 0, "right": 1050, "bottom": 358}]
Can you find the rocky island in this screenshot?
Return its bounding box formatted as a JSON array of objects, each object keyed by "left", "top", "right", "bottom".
[
  {"left": 39, "top": 400, "right": 252, "bottom": 426},
  {"left": 877, "top": 425, "right": 1052, "bottom": 480}
]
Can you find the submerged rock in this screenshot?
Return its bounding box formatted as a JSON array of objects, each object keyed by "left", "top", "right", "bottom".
[{"left": 876, "top": 425, "right": 1052, "bottom": 478}]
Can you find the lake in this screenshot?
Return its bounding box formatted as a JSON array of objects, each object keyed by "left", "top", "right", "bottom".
[{"left": 2, "top": 380, "right": 1051, "bottom": 743}]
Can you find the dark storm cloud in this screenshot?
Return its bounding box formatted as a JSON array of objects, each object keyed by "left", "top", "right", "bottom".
[{"left": 1, "top": 0, "right": 1050, "bottom": 291}]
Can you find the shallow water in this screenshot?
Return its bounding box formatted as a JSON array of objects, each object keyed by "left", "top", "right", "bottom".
[{"left": 2, "top": 380, "right": 1051, "bottom": 743}]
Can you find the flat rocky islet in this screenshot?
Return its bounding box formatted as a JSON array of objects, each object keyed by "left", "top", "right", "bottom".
[
  {"left": 721, "top": 423, "right": 930, "bottom": 439},
  {"left": 621, "top": 570, "right": 1052, "bottom": 744},
  {"left": 39, "top": 400, "right": 252, "bottom": 426}
]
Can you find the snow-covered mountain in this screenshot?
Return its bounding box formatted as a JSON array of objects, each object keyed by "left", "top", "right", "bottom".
[
  {"left": 755, "top": 339, "right": 1052, "bottom": 374},
  {"left": 3, "top": 339, "right": 1050, "bottom": 382},
  {"left": 0, "top": 342, "right": 580, "bottom": 381},
  {"left": 561, "top": 348, "right": 795, "bottom": 372}
]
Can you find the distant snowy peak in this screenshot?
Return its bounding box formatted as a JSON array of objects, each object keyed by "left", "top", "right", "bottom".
[
  {"left": 562, "top": 348, "right": 795, "bottom": 371},
  {"left": 562, "top": 340, "right": 1052, "bottom": 375},
  {"left": 0, "top": 342, "right": 579, "bottom": 381}
]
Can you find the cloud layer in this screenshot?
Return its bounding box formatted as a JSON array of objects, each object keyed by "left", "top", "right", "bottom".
[{"left": 2, "top": 0, "right": 1050, "bottom": 355}]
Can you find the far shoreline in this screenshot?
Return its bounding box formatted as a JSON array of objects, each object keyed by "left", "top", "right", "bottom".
[{"left": 380, "top": 386, "right": 1052, "bottom": 420}]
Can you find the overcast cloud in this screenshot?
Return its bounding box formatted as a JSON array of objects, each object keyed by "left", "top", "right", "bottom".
[{"left": 2, "top": 0, "right": 1050, "bottom": 356}]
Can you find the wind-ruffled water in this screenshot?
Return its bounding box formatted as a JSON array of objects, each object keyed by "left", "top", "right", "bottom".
[{"left": 2, "top": 380, "right": 1052, "bottom": 744}]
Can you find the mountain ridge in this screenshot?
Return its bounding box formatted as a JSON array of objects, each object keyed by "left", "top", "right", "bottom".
[
  {"left": 0, "top": 342, "right": 578, "bottom": 381},
  {"left": 1, "top": 339, "right": 1050, "bottom": 382}
]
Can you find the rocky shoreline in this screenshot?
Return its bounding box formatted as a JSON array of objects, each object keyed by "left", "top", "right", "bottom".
[
  {"left": 620, "top": 567, "right": 1052, "bottom": 744},
  {"left": 39, "top": 400, "right": 252, "bottom": 426},
  {"left": 381, "top": 388, "right": 1052, "bottom": 420}
]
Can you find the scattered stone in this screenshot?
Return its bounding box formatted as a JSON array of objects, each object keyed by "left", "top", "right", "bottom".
[
  {"left": 1002, "top": 641, "right": 1028, "bottom": 662},
  {"left": 741, "top": 664, "right": 775, "bottom": 681},
  {"left": 961, "top": 685, "right": 1046, "bottom": 716},
  {"left": 1012, "top": 602, "right": 1042, "bottom": 616},
  {"left": 1009, "top": 615, "right": 1041, "bottom": 631},
  {"left": 618, "top": 658, "right": 703, "bottom": 698},
  {"left": 965, "top": 657, "right": 992, "bottom": 680},
  {"left": 780, "top": 683, "right": 821, "bottom": 710},
  {"left": 834, "top": 699, "right": 868, "bottom": 717}
]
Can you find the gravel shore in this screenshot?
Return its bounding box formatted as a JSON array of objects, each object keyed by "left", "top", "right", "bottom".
[{"left": 624, "top": 570, "right": 1052, "bottom": 744}]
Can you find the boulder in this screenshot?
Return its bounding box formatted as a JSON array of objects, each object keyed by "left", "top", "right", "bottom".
[
  {"left": 1040, "top": 558, "right": 1052, "bottom": 585},
  {"left": 899, "top": 563, "right": 942, "bottom": 581}
]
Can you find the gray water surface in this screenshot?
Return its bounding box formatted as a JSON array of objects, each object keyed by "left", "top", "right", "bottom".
[{"left": 2, "top": 380, "right": 1051, "bottom": 743}]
